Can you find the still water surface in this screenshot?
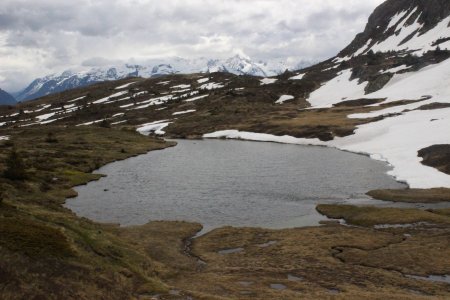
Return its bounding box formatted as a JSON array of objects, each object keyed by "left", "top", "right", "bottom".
[{"left": 67, "top": 139, "right": 408, "bottom": 231}]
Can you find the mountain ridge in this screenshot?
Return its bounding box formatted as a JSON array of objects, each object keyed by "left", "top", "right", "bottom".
[
  {"left": 0, "top": 88, "right": 16, "bottom": 106},
  {"left": 15, "top": 56, "right": 314, "bottom": 102}
]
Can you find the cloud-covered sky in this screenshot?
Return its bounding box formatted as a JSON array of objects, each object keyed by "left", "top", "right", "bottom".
[{"left": 0, "top": 0, "right": 384, "bottom": 92}]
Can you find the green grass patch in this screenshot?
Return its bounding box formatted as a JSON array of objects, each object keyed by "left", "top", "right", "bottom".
[{"left": 60, "top": 169, "right": 104, "bottom": 186}]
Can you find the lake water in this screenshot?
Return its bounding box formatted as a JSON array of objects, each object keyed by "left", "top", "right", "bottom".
[{"left": 67, "top": 139, "right": 407, "bottom": 231}]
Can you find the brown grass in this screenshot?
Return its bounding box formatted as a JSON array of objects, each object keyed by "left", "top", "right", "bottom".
[
  {"left": 316, "top": 204, "right": 450, "bottom": 226},
  {"left": 368, "top": 188, "right": 450, "bottom": 203}
]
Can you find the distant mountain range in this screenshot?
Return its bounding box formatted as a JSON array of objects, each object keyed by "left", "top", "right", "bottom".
[
  {"left": 0, "top": 88, "right": 16, "bottom": 106},
  {"left": 14, "top": 55, "right": 315, "bottom": 102}
]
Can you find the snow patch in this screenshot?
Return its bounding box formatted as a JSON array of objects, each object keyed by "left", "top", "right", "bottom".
[
  {"left": 171, "top": 84, "right": 191, "bottom": 89},
  {"left": 76, "top": 119, "right": 104, "bottom": 126},
  {"left": 40, "top": 116, "right": 66, "bottom": 125},
  {"left": 289, "top": 73, "right": 305, "bottom": 80},
  {"left": 197, "top": 78, "right": 210, "bottom": 83},
  {"left": 115, "top": 82, "right": 137, "bottom": 90},
  {"left": 204, "top": 130, "right": 325, "bottom": 146},
  {"left": 120, "top": 103, "right": 134, "bottom": 108},
  {"left": 184, "top": 95, "right": 209, "bottom": 102},
  {"left": 172, "top": 109, "right": 196, "bottom": 115},
  {"left": 136, "top": 120, "right": 171, "bottom": 135},
  {"left": 111, "top": 120, "right": 127, "bottom": 125},
  {"left": 353, "top": 39, "right": 373, "bottom": 56},
  {"left": 132, "top": 95, "right": 174, "bottom": 109},
  {"left": 101, "top": 96, "right": 131, "bottom": 105},
  {"left": 332, "top": 56, "right": 351, "bottom": 63},
  {"left": 199, "top": 82, "right": 224, "bottom": 90},
  {"left": 385, "top": 10, "right": 409, "bottom": 33},
  {"left": 275, "top": 95, "right": 295, "bottom": 104},
  {"left": 32, "top": 104, "right": 52, "bottom": 112},
  {"left": 260, "top": 78, "right": 278, "bottom": 85},
  {"left": 173, "top": 88, "right": 191, "bottom": 94},
  {"left": 35, "top": 112, "right": 56, "bottom": 121},
  {"left": 379, "top": 65, "right": 412, "bottom": 74},
  {"left": 92, "top": 91, "right": 128, "bottom": 104}
]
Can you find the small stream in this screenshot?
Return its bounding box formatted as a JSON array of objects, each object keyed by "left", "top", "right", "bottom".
[{"left": 67, "top": 139, "right": 420, "bottom": 231}]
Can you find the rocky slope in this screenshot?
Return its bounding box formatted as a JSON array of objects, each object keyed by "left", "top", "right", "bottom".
[{"left": 339, "top": 0, "right": 450, "bottom": 58}]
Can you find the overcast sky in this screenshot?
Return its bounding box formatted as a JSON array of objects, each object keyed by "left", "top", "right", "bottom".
[{"left": 0, "top": 0, "right": 384, "bottom": 92}]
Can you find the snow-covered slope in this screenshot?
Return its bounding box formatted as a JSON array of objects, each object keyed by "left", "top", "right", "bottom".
[{"left": 16, "top": 56, "right": 312, "bottom": 102}]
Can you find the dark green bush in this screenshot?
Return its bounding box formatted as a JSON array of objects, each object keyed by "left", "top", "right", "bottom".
[{"left": 4, "top": 148, "right": 27, "bottom": 181}]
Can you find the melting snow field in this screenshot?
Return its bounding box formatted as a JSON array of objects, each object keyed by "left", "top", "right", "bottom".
[{"left": 333, "top": 108, "right": 450, "bottom": 188}]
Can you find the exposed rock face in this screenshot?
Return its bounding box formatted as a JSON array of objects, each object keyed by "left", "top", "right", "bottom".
[
  {"left": 419, "top": 145, "right": 450, "bottom": 175},
  {"left": 339, "top": 0, "right": 450, "bottom": 57}
]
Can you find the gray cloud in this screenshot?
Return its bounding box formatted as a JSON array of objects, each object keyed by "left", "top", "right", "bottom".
[{"left": 0, "top": 0, "right": 384, "bottom": 92}]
